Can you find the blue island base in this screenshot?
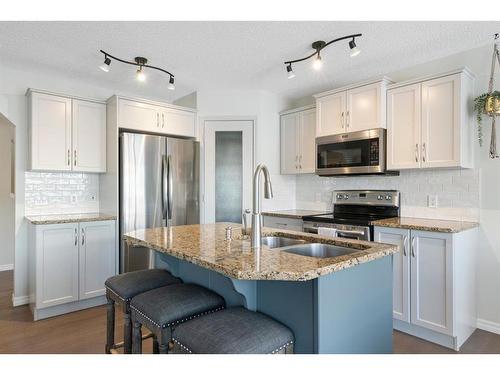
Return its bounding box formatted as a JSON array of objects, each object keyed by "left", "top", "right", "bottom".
[{"left": 156, "top": 253, "right": 393, "bottom": 354}]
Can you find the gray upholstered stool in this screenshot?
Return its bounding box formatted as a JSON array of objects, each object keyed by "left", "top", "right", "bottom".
[
  {"left": 171, "top": 307, "right": 294, "bottom": 354},
  {"left": 105, "top": 269, "right": 181, "bottom": 354},
  {"left": 130, "top": 283, "right": 225, "bottom": 354}
]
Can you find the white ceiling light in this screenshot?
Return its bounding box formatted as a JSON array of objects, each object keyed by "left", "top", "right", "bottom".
[
  {"left": 136, "top": 66, "right": 146, "bottom": 82},
  {"left": 312, "top": 53, "right": 323, "bottom": 70}
]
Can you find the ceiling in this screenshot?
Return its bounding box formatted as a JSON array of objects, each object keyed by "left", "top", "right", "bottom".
[{"left": 0, "top": 21, "right": 499, "bottom": 102}]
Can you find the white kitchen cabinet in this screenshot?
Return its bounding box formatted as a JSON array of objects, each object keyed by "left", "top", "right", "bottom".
[
  {"left": 280, "top": 106, "right": 316, "bottom": 175},
  {"left": 29, "top": 92, "right": 72, "bottom": 171},
  {"left": 34, "top": 223, "right": 80, "bottom": 308},
  {"left": 116, "top": 97, "right": 196, "bottom": 137},
  {"left": 79, "top": 220, "right": 116, "bottom": 300},
  {"left": 72, "top": 99, "right": 107, "bottom": 172},
  {"left": 387, "top": 69, "right": 474, "bottom": 170},
  {"left": 374, "top": 225, "right": 477, "bottom": 350},
  {"left": 29, "top": 219, "right": 116, "bottom": 320},
  {"left": 314, "top": 78, "right": 391, "bottom": 137},
  {"left": 28, "top": 90, "right": 107, "bottom": 173},
  {"left": 263, "top": 215, "right": 304, "bottom": 232}
]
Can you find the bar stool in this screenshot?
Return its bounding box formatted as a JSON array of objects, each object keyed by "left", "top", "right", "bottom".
[
  {"left": 105, "top": 269, "right": 181, "bottom": 354},
  {"left": 130, "top": 283, "right": 225, "bottom": 354},
  {"left": 171, "top": 307, "right": 295, "bottom": 354}
]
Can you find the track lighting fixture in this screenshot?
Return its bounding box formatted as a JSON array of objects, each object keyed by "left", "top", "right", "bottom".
[
  {"left": 284, "top": 33, "right": 362, "bottom": 78},
  {"left": 99, "top": 56, "right": 111, "bottom": 72},
  {"left": 99, "top": 50, "right": 175, "bottom": 90}
]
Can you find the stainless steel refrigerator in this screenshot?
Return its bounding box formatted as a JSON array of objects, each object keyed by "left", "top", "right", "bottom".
[{"left": 120, "top": 132, "right": 200, "bottom": 273}]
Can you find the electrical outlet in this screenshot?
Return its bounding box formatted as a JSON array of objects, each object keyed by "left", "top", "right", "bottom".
[
  {"left": 428, "top": 195, "right": 438, "bottom": 208},
  {"left": 71, "top": 194, "right": 77, "bottom": 204}
]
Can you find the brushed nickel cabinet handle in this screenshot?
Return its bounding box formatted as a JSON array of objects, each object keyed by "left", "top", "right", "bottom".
[
  {"left": 422, "top": 143, "right": 426, "bottom": 162},
  {"left": 81, "top": 228, "right": 85, "bottom": 246},
  {"left": 74, "top": 150, "right": 77, "bottom": 166},
  {"left": 341, "top": 112, "right": 344, "bottom": 128},
  {"left": 403, "top": 235, "right": 408, "bottom": 256},
  {"left": 74, "top": 228, "right": 78, "bottom": 246},
  {"left": 67, "top": 150, "right": 70, "bottom": 166},
  {"left": 156, "top": 113, "right": 159, "bottom": 127},
  {"left": 346, "top": 111, "right": 350, "bottom": 129},
  {"left": 415, "top": 144, "right": 419, "bottom": 163},
  {"left": 411, "top": 236, "right": 416, "bottom": 258}
]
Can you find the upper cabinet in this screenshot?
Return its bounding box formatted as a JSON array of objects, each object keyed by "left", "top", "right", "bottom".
[
  {"left": 116, "top": 97, "right": 196, "bottom": 138},
  {"left": 280, "top": 106, "right": 316, "bottom": 174},
  {"left": 314, "top": 78, "right": 391, "bottom": 137},
  {"left": 28, "top": 90, "right": 106, "bottom": 173},
  {"left": 387, "top": 69, "right": 474, "bottom": 170}
]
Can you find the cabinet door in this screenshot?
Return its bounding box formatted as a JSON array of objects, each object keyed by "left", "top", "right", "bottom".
[
  {"left": 410, "top": 230, "right": 453, "bottom": 335},
  {"left": 280, "top": 113, "right": 299, "bottom": 174},
  {"left": 72, "top": 100, "right": 106, "bottom": 172},
  {"left": 35, "top": 223, "right": 79, "bottom": 308},
  {"left": 79, "top": 220, "right": 116, "bottom": 300},
  {"left": 162, "top": 108, "right": 196, "bottom": 137},
  {"left": 421, "top": 74, "right": 461, "bottom": 168},
  {"left": 316, "top": 92, "right": 346, "bottom": 136},
  {"left": 346, "top": 82, "right": 384, "bottom": 132},
  {"left": 387, "top": 84, "right": 421, "bottom": 170},
  {"left": 118, "top": 99, "right": 161, "bottom": 133},
  {"left": 298, "top": 108, "right": 316, "bottom": 173},
  {"left": 374, "top": 227, "right": 410, "bottom": 323},
  {"left": 30, "top": 93, "right": 72, "bottom": 171}
]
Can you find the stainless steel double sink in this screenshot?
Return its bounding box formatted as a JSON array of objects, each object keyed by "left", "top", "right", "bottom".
[{"left": 261, "top": 236, "right": 359, "bottom": 258}]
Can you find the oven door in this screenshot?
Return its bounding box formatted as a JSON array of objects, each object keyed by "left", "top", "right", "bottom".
[
  {"left": 303, "top": 221, "right": 371, "bottom": 241},
  {"left": 315, "top": 128, "right": 385, "bottom": 176}
]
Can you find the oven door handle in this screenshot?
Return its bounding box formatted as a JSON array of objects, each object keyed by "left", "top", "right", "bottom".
[{"left": 335, "top": 229, "right": 366, "bottom": 236}]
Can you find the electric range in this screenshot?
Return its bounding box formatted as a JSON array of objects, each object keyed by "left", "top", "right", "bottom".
[{"left": 302, "top": 190, "right": 400, "bottom": 241}]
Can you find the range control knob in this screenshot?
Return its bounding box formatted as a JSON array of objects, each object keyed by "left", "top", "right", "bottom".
[
  {"left": 385, "top": 195, "right": 392, "bottom": 200},
  {"left": 377, "top": 195, "right": 383, "bottom": 200},
  {"left": 344, "top": 194, "right": 349, "bottom": 199},
  {"left": 336, "top": 194, "right": 343, "bottom": 200}
]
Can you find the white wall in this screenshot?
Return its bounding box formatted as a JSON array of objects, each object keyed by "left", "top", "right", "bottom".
[{"left": 0, "top": 116, "right": 15, "bottom": 270}]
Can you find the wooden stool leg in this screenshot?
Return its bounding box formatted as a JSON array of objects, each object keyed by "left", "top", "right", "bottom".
[
  {"left": 105, "top": 297, "right": 115, "bottom": 354},
  {"left": 123, "top": 312, "right": 132, "bottom": 354},
  {"left": 153, "top": 337, "right": 159, "bottom": 354},
  {"left": 132, "top": 321, "right": 143, "bottom": 354}
]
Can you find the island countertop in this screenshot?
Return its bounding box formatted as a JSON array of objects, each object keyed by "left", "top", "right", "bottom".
[{"left": 124, "top": 223, "right": 397, "bottom": 281}]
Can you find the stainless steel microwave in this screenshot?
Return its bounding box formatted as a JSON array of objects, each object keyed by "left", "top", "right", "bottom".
[{"left": 315, "top": 128, "right": 386, "bottom": 176}]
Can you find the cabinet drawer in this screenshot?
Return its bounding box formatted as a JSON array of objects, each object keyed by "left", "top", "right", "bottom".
[{"left": 263, "top": 216, "right": 303, "bottom": 232}]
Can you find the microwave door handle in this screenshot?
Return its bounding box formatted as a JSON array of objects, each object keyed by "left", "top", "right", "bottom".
[{"left": 167, "top": 155, "right": 173, "bottom": 221}]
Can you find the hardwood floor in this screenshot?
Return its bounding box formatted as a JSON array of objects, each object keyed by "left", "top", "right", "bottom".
[{"left": 1, "top": 270, "right": 499, "bottom": 354}]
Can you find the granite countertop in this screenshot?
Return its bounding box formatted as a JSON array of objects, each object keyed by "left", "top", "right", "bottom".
[
  {"left": 26, "top": 212, "right": 117, "bottom": 225},
  {"left": 372, "top": 217, "right": 479, "bottom": 233},
  {"left": 124, "top": 223, "right": 397, "bottom": 281},
  {"left": 261, "top": 209, "right": 330, "bottom": 219}
]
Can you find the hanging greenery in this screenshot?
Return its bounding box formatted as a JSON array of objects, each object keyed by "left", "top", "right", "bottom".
[{"left": 474, "top": 90, "right": 500, "bottom": 146}]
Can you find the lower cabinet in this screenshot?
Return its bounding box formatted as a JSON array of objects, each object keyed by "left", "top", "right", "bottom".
[
  {"left": 374, "top": 226, "right": 477, "bottom": 350},
  {"left": 29, "top": 220, "right": 116, "bottom": 320},
  {"left": 263, "top": 215, "right": 304, "bottom": 232}
]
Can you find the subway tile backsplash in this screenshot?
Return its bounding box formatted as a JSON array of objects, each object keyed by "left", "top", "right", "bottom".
[
  {"left": 25, "top": 172, "right": 99, "bottom": 216},
  {"left": 296, "top": 169, "right": 480, "bottom": 221}
]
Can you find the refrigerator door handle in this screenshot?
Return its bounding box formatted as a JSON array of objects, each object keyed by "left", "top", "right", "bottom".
[
  {"left": 167, "top": 154, "right": 173, "bottom": 220},
  {"left": 162, "top": 155, "right": 168, "bottom": 220}
]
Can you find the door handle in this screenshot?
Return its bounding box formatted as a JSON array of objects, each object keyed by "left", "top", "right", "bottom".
[
  {"left": 415, "top": 144, "right": 419, "bottom": 163},
  {"left": 74, "top": 228, "right": 78, "bottom": 246},
  {"left": 422, "top": 143, "right": 426, "bottom": 162},
  {"left": 167, "top": 155, "right": 173, "bottom": 220},
  {"left": 81, "top": 228, "right": 85, "bottom": 246},
  {"left": 402, "top": 235, "right": 408, "bottom": 256},
  {"left": 411, "top": 236, "right": 416, "bottom": 257}
]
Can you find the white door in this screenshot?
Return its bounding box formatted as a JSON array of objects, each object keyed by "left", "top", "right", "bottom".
[
  {"left": 387, "top": 84, "right": 422, "bottom": 170},
  {"left": 72, "top": 100, "right": 107, "bottom": 172},
  {"left": 346, "top": 82, "right": 384, "bottom": 132},
  {"left": 316, "top": 92, "right": 346, "bottom": 136},
  {"left": 298, "top": 109, "right": 316, "bottom": 174},
  {"left": 35, "top": 223, "right": 79, "bottom": 308},
  {"left": 204, "top": 120, "right": 254, "bottom": 224},
  {"left": 280, "top": 113, "right": 299, "bottom": 174},
  {"left": 30, "top": 93, "right": 72, "bottom": 171},
  {"left": 118, "top": 99, "right": 160, "bottom": 133},
  {"left": 374, "top": 227, "right": 410, "bottom": 323},
  {"left": 162, "top": 108, "right": 196, "bottom": 137},
  {"left": 79, "top": 220, "right": 116, "bottom": 300},
  {"left": 410, "top": 230, "right": 453, "bottom": 335},
  {"left": 421, "top": 74, "right": 461, "bottom": 168}
]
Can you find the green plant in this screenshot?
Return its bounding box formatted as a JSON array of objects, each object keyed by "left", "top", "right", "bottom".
[{"left": 474, "top": 91, "right": 500, "bottom": 146}]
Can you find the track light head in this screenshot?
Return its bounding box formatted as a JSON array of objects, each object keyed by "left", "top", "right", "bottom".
[
  {"left": 136, "top": 66, "right": 146, "bottom": 82},
  {"left": 286, "top": 64, "right": 295, "bottom": 79},
  {"left": 349, "top": 38, "right": 361, "bottom": 57},
  {"left": 312, "top": 53, "right": 323, "bottom": 70},
  {"left": 168, "top": 75, "right": 175, "bottom": 90},
  {"left": 99, "top": 56, "right": 111, "bottom": 72}
]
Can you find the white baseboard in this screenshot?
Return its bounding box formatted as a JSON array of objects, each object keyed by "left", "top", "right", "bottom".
[
  {"left": 477, "top": 318, "right": 500, "bottom": 335},
  {"left": 12, "top": 294, "right": 29, "bottom": 307},
  {"left": 0, "top": 263, "right": 13, "bottom": 271}
]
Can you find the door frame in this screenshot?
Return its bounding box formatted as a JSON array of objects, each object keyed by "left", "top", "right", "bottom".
[{"left": 199, "top": 116, "right": 256, "bottom": 224}]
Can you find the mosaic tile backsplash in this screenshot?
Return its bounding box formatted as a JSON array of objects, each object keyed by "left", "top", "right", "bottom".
[{"left": 25, "top": 172, "right": 100, "bottom": 216}]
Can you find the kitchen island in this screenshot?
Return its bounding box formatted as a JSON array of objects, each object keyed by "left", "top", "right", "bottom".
[{"left": 124, "top": 223, "right": 398, "bottom": 354}]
